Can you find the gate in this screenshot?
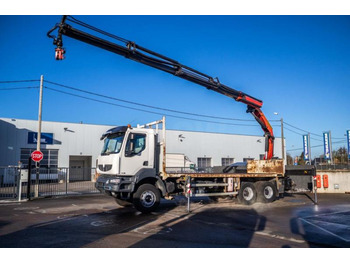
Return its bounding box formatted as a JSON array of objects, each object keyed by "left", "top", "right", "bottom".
[
  {"left": 0, "top": 167, "right": 19, "bottom": 200},
  {"left": 0, "top": 167, "right": 100, "bottom": 201}
]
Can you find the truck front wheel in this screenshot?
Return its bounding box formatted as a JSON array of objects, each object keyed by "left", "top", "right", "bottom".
[
  {"left": 133, "top": 184, "right": 161, "bottom": 213},
  {"left": 238, "top": 182, "right": 257, "bottom": 205}
]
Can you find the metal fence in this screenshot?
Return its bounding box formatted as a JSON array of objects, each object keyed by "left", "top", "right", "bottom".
[
  {"left": 0, "top": 167, "right": 100, "bottom": 201},
  {"left": 0, "top": 167, "right": 19, "bottom": 200}
]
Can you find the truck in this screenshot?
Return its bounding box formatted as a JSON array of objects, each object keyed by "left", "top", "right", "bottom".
[
  {"left": 95, "top": 117, "right": 286, "bottom": 213},
  {"left": 47, "top": 16, "right": 315, "bottom": 213}
]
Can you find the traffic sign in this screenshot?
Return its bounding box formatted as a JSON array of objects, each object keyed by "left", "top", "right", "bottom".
[{"left": 31, "top": 150, "right": 43, "bottom": 162}]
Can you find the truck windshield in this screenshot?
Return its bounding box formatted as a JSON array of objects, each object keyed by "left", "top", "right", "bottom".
[{"left": 101, "top": 133, "right": 125, "bottom": 155}]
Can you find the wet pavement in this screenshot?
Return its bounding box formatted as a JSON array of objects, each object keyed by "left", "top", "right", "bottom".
[{"left": 0, "top": 193, "right": 350, "bottom": 248}]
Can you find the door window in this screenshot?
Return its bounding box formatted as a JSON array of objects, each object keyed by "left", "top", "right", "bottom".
[{"left": 125, "top": 133, "right": 146, "bottom": 157}]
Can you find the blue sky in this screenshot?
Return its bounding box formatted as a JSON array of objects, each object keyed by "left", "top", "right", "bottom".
[{"left": 0, "top": 15, "right": 349, "bottom": 158}]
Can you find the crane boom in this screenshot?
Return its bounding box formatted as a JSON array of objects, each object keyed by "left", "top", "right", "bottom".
[{"left": 47, "top": 15, "right": 275, "bottom": 159}]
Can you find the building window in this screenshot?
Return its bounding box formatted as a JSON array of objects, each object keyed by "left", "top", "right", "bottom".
[
  {"left": 197, "top": 157, "right": 212, "bottom": 168},
  {"left": 20, "top": 148, "right": 59, "bottom": 168},
  {"left": 222, "top": 158, "right": 234, "bottom": 166}
]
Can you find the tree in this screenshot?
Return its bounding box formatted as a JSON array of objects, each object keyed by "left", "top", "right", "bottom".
[
  {"left": 333, "top": 147, "right": 347, "bottom": 164},
  {"left": 286, "top": 153, "right": 293, "bottom": 165},
  {"left": 297, "top": 152, "right": 306, "bottom": 165}
]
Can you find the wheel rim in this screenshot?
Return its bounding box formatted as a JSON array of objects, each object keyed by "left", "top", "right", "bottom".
[
  {"left": 243, "top": 187, "right": 254, "bottom": 201},
  {"left": 140, "top": 190, "right": 156, "bottom": 207},
  {"left": 263, "top": 186, "right": 274, "bottom": 199}
]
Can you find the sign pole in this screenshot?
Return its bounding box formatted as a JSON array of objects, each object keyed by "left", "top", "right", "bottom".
[
  {"left": 186, "top": 176, "right": 191, "bottom": 213},
  {"left": 281, "top": 118, "right": 285, "bottom": 164},
  {"left": 312, "top": 176, "right": 318, "bottom": 205},
  {"left": 34, "top": 75, "right": 44, "bottom": 198},
  {"left": 27, "top": 156, "right": 32, "bottom": 200},
  {"left": 347, "top": 130, "right": 350, "bottom": 168},
  {"left": 37, "top": 75, "right": 43, "bottom": 153},
  {"left": 329, "top": 131, "right": 333, "bottom": 165}
]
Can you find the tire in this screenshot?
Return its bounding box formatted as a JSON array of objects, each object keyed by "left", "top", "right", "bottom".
[
  {"left": 133, "top": 184, "right": 161, "bottom": 213},
  {"left": 238, "top": 182, "right": 257, "bottom": 205},
  {"left": 115, "top": 198, "right": 132, "bottom": 207},
  {"left": 256, "top": 181, "right": 277, "bottom": 203}
]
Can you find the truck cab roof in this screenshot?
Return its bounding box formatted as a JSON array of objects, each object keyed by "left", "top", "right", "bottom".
[{"left": 100, "top": 126, "right": 128, "bottom": 140}]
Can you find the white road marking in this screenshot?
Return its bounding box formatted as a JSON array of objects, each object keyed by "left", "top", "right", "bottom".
[
  {"left": 14, "top": 206, "right": 39, "bottom": 211},
  {"left": 299, "top": 218, "right": 350, "bottom": 242},
  {"left": 0, "top": 202, "right": 22, "bottom": 206},
  {"left": 255, "top": 231, "right": 306, "bottom": 244},
  {"left": 132, "top": 226, "right": 173, "bottom": 235}
]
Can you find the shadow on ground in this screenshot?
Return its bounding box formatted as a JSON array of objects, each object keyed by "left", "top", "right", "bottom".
[{"left": 0, "top": 197, "right": 266, "bottom": 248}]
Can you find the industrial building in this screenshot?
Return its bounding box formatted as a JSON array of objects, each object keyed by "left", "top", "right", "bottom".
[{"left": 0, "top": 117, "right": 285, "bottom": 170}]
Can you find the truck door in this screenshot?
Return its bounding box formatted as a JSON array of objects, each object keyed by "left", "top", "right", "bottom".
[{"left": 119, "top": 132, "right": 152, "bottom": 176}]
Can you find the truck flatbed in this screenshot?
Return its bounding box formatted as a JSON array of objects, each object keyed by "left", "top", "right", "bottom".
[
  {"left": 165, "top": 172, "right": 281, "bottom": 178},
  {"left": 164, "top": 159, "right": 284, "bottom": 179}
]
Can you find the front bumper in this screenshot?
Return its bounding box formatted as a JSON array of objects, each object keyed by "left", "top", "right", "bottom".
[{"left": 95, "top": 175, "right": 135, "bottom": 194}]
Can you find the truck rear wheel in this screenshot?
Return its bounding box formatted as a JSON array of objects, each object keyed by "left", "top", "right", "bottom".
[
  {"left": 238, "top": 182, "right": 257, "bottom": 205},
  {"left": 256, "top": 181, "right": 277, "bottom": 203},
  {"left": 133, "top": 184, "right": 160, "bottom": 213}
]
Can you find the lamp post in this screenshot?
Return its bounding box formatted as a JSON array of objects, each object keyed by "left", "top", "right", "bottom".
[
  {"left": 34, "top": 75, "right": 44, "bottom": 198},
  {"left": 274, "top": 112, "right": 285, "bottom": 164}
]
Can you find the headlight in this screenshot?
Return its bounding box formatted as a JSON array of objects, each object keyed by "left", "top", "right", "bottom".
[{"left": 109, "top": 178, "right": 121, "bottom": 184}]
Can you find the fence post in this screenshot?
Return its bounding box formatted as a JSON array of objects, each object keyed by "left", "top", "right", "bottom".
[
  {"left": 65, "top": 168, "right": 68, "bottom": 195},
  {"left": 16, "top": 168, "right": 21, "bottom": 202}
]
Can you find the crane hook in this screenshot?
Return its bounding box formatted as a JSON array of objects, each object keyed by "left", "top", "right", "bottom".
[{"left": 55, "top": 47, "right": 65, "bottom": 60}]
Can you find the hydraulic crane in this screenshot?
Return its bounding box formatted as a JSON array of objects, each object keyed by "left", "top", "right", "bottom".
[{"left": 47, "top": 15, "right": 275, "bottom": 159}]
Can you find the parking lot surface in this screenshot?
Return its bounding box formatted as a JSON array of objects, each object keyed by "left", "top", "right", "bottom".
[{"left": 1, "top": 193, "right": 350, "bottom": 248}]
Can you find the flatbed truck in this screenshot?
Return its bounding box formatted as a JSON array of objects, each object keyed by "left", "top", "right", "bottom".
[{"left": 95, "top": 117, "right": 285, "bottom": 213}]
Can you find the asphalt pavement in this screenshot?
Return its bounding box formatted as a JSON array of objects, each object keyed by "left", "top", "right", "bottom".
[{"left": 1, "top": 193, "right": 350, "bottom": 248}]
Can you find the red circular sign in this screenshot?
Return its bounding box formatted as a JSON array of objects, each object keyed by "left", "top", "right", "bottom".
[{"left": 31, "top": 150, "right": 44, "bottom": 162}]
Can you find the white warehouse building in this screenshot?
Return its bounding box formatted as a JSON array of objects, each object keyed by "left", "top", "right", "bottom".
[{"left": 0, "top": 118, "right": 285, "bottom": 171}]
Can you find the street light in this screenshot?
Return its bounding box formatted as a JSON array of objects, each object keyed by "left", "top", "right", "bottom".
[{"left": 273, "top": 112, "right": 285, "bottom": 163}]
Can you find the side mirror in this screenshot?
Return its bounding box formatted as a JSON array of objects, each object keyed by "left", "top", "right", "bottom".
[
  {"left": 125, "top": 133, "right": 135, "bottom": 157},
  {"left": 125, "top": 149, "right": 134, "bottom": 157}
]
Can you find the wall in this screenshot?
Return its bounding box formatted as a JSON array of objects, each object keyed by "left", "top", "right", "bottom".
[
  {"left": 316, "top": 170, "right": 350, "bottom": 193},
  {"left": 166, "top": 129, "right": 284, "bottom": 166},
  {"left": 0, "top": 118, "right": 112, "bottom": 167}
]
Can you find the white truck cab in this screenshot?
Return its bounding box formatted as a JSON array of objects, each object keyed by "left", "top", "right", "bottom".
[
  {"left": 97, "top": 126, "right": 156, "bottom": 177},
  {"left": 95, "top": 118, "right": 167, "bottom": 213}
]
